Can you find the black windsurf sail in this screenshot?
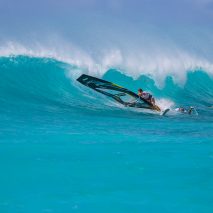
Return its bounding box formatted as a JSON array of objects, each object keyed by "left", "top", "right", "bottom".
[{"left": 77, "top": 74, "right": 159, "bottom": 111}]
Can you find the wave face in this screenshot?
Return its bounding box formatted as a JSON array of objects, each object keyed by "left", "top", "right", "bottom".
[
  {"left": 0, "top": 56, "right": 76, "bottom": 113},
  {"left": 0, "top": 55, "right": 212, "bottom": 116}
]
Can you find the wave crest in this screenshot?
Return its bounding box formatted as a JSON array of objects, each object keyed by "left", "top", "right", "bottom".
[{"left": 0, "top": 41, "right": 213, "bottom": 87}]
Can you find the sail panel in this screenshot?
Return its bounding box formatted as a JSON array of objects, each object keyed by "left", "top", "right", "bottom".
[{"left": 77, "top": 74, "right": 153, "bottom": 109}]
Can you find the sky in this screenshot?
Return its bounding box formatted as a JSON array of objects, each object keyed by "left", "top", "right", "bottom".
[
  {"left": 0, "top": 0, "right": 213, "bottom": 75},
  {"left": 1, "top": 0, "right": 213, "bottom": 37}
]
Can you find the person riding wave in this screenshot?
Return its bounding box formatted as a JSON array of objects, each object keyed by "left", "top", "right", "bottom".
[
  {"left": 138, "top": 88, "right": 156, "bottom": 105},
  {"left": 125, "top": 88, "right": 160, "bottom": 111}
]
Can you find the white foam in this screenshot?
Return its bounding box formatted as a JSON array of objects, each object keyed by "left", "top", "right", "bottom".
[
  {"left": 1, "top": 39, "right": 213, "bottom": 87},
  {"left": 156, "top": 98, "right": 175, "bottom": 111}
]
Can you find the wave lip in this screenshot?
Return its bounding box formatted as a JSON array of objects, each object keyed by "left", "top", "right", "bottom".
[{"left": 1, "top": 41, "right": 213, "bottom": 87}]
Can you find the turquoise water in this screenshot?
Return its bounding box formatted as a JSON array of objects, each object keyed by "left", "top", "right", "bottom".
[{"left": 0, "top": 56, "right": 213, "bottom": 213}]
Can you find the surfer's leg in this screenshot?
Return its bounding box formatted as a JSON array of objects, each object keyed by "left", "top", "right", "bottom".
[{"left": 151, "top": 97, "right": 155, "bottom": 105}]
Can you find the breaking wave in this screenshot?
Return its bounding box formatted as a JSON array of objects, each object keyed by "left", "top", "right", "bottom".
[{"left": 0, "top": 54, "right": 212, "bottom": 119}]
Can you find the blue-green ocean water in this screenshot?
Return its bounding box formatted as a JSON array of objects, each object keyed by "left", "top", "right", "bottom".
[{"left": 0, "top": 56, "right": 213, "bottom": 213}]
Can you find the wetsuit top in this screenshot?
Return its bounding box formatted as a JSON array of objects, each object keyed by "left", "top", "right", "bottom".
[{"left": 140, "top": 92, "right": 152, "bottom": 100}]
